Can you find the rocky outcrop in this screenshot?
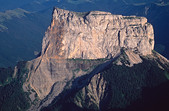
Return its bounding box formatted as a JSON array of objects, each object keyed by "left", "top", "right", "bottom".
[
  {"left": 41, "top": 8, "right": 154, "bottom": 59},
  {"left": 116, "top": 49, "right": 143, "bottom": 67},
  {"left": 74, "top": 73, "right": 106, "bottom": 110}
]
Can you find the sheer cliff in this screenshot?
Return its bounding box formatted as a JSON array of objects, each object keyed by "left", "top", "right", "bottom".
[
  {"left": 0, "top": 8, "right": 169, "bottom": 111},
  {"left": 24, "top": 7, "right": 155, "bottom": 101},
  {"left": 41, "top": 8, "right": 154, "bottom": 59},
  {"left": 22, "top": 8, "right": 168, "bottom": 111}
]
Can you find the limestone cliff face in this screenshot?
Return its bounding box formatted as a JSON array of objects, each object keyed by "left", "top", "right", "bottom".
[
  {"left": 41, "top": 8, "right": 154, "bottom": 59},
  {"left": 23, "top": 8, "right": 156, "bottom": 110}
]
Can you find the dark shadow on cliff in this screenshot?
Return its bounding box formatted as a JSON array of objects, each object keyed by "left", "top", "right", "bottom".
[
  {"left": 40, "top": 57, "right": 116, "bottom": 111},
  {"left": 38, "top": 58, "right": 114, "bottom": 107}
]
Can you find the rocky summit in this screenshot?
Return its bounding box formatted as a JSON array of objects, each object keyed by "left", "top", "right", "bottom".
[
  {"left": 41, "top": 8, "right": 154, "bottom": 59},
  {"left": 26, "top": 7, "right": 155, "bottom": 101},
  {"left": 0, "top": 8, "right": 169, "bottom": 111}
]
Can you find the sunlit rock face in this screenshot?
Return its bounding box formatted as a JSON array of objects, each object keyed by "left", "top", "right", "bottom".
[
  {"left": 24, "top": 8, "right": 155, "bottom": 109},
  {"left": 41, "top": 8, "right": 154, "bottom": 59}
]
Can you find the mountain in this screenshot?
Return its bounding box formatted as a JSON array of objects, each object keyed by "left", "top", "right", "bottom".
[
  {"left": 27, "top": 7, "right": 155, "bottom": 100},
  {"left": 0, "top": 8, "right": 52, "bottom": 67},
  {"left": 0, "top": 0, "right": 169, "bottom": 67},
  {"left": 0, "top": 8, "right": 168, "bottom": 111}
]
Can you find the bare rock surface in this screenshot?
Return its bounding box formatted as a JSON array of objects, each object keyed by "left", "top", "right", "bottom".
[
  {"left": 23, "top": 8, "right": 156, "bottom": 110},
  {"left": 42, "top": 8, "right": 154, "bottom": 59},
  {"left": 74, "top": 73, "right": 106, "bottom": 109}
]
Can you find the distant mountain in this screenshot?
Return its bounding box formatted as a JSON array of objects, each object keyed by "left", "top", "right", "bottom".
[
  {"left": 0, "top": 8, "right": 52, "bottom": 67},
  {"left": 0, "top": 0, "right": 34, "bottom": 11}
]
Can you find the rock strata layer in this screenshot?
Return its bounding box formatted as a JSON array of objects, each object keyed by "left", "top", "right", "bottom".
[{"left": 42, "top": 8, "right": 154, "bottom": 59}]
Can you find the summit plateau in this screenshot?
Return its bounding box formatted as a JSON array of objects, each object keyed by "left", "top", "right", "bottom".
[{"left": 42, "top": 8, "right": 154, "bottom": 59}]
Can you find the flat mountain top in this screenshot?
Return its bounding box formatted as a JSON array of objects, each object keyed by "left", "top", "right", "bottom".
[{"left": 41, "top": 8, "right": 154, "bottom": 60}]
